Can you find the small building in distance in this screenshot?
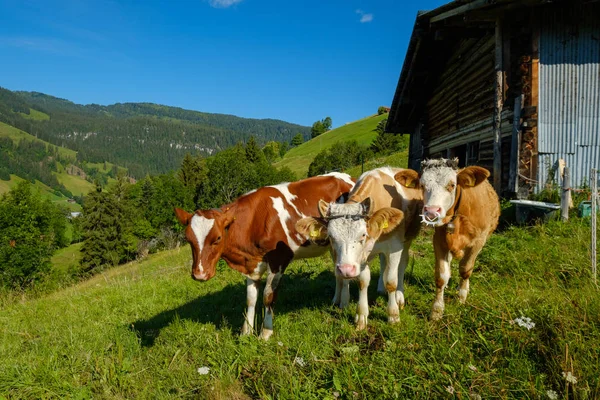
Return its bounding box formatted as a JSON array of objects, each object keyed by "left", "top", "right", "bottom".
[{"left": 387, "top": 0, "right": 600, "bottom": 197}]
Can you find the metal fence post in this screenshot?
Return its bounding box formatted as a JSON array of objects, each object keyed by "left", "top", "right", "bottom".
[
  {"left": 592, "top": 168, "right": 597, "bottom": 285},
  {"left": 561, "top": 166, "right": 570, "bottom": 221}
]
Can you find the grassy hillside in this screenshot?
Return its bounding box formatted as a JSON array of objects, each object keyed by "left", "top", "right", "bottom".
[
  {"left": 0, "top": 174, "right": 81, "bottom": 211},
  {"left": 1, "top": 219, "right": 598, "bottom": 398},
  {"left": 274, "top": 114, "right": 388, "bottom": 178},
  {"left": 0, "top": 121, "right": 75, "bottom": 160},
  {"left": 18, "top": 108, "right": 50, "bottom": 121},
  {"left": 53, "top": 172, "right": 96, "bottom": 197}
]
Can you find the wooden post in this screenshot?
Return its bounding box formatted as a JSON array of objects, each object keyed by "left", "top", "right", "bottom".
[
  {"left": 493, "top": 17, "right": 504, "bottom": 193},
  {"left": 509, "top": 95, "right": 523, "bottom": 195},
  {"left": 561, "top": 167, "right": 570, "bottom": 221},
  {"left": 592, "top": 169, "right": 597, "bottom": 285}
]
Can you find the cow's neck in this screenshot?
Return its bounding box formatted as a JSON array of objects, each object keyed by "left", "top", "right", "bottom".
[{"left": 442, "top": 185, "right": 463, "bottom": 228}]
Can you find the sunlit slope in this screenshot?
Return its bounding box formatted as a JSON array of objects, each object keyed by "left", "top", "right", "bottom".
[{"left": 274, "top": 114, "right": 388, "bottom": 178}]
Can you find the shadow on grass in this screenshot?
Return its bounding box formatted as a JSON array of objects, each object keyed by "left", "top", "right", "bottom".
[{"left": 131, "top": 269, "right": 372, "bottom": 347}]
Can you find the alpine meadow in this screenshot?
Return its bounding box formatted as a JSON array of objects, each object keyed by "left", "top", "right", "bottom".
[{"left": 1, "top": 0, "right": 600, "bottom": 398}]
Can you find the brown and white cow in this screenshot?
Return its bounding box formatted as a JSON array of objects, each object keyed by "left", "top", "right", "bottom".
[
  {"left": 394, "top": 158, "right": 500, "bottom": 320},
  {"left": 174, "top": 172, "right": 354, "bottom": 340},
  {"left": 296, "top": 167, "right": 422, "bottom": 329}
]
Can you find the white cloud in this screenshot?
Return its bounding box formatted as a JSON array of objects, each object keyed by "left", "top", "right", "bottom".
[
  {"left": 360, "top": 14, "right": 373, "bottom": 23},
  {"left": 209, "top": 0, "right": 243, "bottom": 8},
  {"left": 355, "top": 9, "right": 373, "bottom": 23}
]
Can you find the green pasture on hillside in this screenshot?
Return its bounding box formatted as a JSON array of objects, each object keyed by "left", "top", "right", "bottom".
[
  {"left": 0, "top": 174, "right": 81, "bottom": 212},
  {"left": 17, "top": 108, "right": 50, "bottom": 121},
  {"left": 1, "top": 219, "right": 598, "bottom": 399},
  {"left": 54, "top": 171, "right": 96, "bottom": 197},
  {"left": 0, "top": 121, "right": 76, "bottom": 161},
  {"left": 274, "top": 114, "right": 388, "bottom": 178}
]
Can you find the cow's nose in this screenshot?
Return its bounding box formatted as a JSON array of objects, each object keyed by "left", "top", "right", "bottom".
[
  {"left": 424, "top": 206, "right": 441, "bottom": 218},
  {"left": 191, "top": 271, "right": 208, "bottom": 281},
  {"left": 336, "top": 263, "right": 358, "bottom": 278}
]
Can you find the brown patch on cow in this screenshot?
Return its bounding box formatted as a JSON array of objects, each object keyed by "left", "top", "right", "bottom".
[
  {"left": 435, "top": 278, "right": 446, "bottom": 288},
  {"left": 385, "top": 282, "right": 397, "bottom": 293},
  {"left": 358, "top": 279, "right": 367, "bottom": 290},
  {"left": 394, "top": 169, "right": 420, "bottom": 189}
]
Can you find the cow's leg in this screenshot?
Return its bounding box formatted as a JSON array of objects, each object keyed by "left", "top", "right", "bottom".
[
  {"left": 431, "top": 239, "right": 452, "bottom": 321},
  {"left": 332, "top": 276, "right": 351, "bottom": 309},
  {"left": 458, "top": 240, "right": 484, "bottom": 304},
  {"left": 355, "top": 265, "right": 371, "bottom": 330},
  {"left": 396, "top": 240, "right": 412, "bottom": 311},
  {"left": 260, "top": 269, "right": 283, "bottom": 340},
  {"left": 383, "top": 249, "right": 402, "bottom": 323},
  {"left": 242, "top": 278, "right": 260, "bottom": 335},
  {"left": 377, "top": 253, "right": 386, "bottom": 294}
]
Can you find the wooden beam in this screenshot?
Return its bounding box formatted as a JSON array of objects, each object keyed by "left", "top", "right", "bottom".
[
  {"left": 493, "top": 17, "right": 504, "bottom": 193},
  {"left": 430, "top": 0, "right": 492, "bottom": 23},
  {"left": 508, "top": 95, "right": 522, "bottom": 195}
]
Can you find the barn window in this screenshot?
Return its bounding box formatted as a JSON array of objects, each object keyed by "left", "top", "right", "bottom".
[{"left": 466, "top": 142, "right": 479, "bottom": 166}]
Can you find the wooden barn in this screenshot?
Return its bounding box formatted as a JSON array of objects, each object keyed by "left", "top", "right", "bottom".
[{"left": 386, "top": 0, "right": 600, "bottom": 197}]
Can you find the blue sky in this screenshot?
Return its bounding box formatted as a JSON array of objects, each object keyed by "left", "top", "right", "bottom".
[{"left": 0, "top": 0, "right": 447, "bottom": 127}]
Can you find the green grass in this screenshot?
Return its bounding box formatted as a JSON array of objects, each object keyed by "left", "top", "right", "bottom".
[
  {"left": 54, "top": 171, "right": 96, "bottom": 197},
  {"left": 0, "top": 174, "right": 81, "bottom": 212},
  {"left": 0, "top": 121, "right": 76, "bottom": 160},
  {"left": 1, "top": 219, "right": 598, "bottom": 398},
  {"left": 50, "top": 242, "right": 83, "bottom": 275},
  {"left": 274, "top": 114, "right": 388, "bottom": 178},
  {"left": 346, "top": 142, "right": 410, "bottom": 178},
  {"left": 18, "top": 108, "right": 50, "bottom": 121}
]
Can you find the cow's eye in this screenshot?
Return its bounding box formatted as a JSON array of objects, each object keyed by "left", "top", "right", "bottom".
[
  {"left": 213, "top": 236, "right": 221, "bottom": 245},
  {"left": 359, "top": 233, "right": 367, "bottom": 243},
  {"left": 446, "top": 182, "right": 456, "bottom": 192}
]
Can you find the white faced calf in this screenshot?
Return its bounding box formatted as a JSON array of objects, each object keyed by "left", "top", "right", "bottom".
[
  {"left": 395, "top": 158, "right": 500, "bottom": 320},
  {"left": 297, "top": 198, "right": 404, "bottom": 330}
]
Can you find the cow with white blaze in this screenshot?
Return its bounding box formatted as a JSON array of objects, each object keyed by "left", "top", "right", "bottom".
[
  {"left": 174, "top": 172, "right": 354, "bottom": 340},
  {"left": 394, "top": 158, "right": 500, "bottom": 320},
  {"left": 296, "top": 167, "right": 422, "bottom": 329}
]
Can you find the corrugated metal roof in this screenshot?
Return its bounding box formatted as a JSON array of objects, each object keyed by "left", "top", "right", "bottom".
[{"left": 538, "top": 2, "right": 600, "bottom": 191}]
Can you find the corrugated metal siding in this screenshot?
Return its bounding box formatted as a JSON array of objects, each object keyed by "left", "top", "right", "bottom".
[{"left": 538, "top": 3, "right": 600, "bottom": 190}]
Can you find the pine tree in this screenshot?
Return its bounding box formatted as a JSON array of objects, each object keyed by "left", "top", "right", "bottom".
[
  {"left": 245, "top": 136, "right": 265, "bottom": 163},
  {"left": 80, "top": 183, "right": 134, "bottom": 271},
  {"left": 291, "top": 133, "right": 304, "bottom": 147}
]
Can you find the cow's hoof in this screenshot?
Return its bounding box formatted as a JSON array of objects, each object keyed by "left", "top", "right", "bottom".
[
  {"left": 458, "top": 289, "right": 468, "bottom": 304},
  {"left": 241, "top": 323, "right": 253, "bottom": 336},
  {"left": 396, "top": 291, "right": 405, "bottom": 309},
  {"left": 430, "top": 307, "right": 444, "bottom": 321},
  {"left": 388, "top": 315, "right": 400, "bottom": 324},
  {"left": 259, "top": 328, "right": 273, "bottom": 341},
  {"left": 355, "top": 315, "right": 368, "bottom": 330}
]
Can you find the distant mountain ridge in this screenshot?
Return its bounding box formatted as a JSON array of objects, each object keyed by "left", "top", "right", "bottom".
[{"left": 0, "top": 87, "right": 310, "bottom": 177}]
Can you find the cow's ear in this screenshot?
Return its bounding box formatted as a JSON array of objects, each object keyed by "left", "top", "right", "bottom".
[
  {"left": 174, "top": 208, "right": 193, "bottom": 226},
  {"left": 394, "top": 169, "right": 420, "bottom": 189},
  {"left": 318, "top": 199, "right": 330, "bottom": 218},
  {"left": 296, "top": 217, "right": 328, "bottom": 242},
  {"left": 367, "top": 208, "right": 404, "bottom": 238},
  {"left": 360, "top": 197, "right": 372, "bottom": 216},
  {"left": 457, "top": 166, "right": 490, "bottom": 188}
]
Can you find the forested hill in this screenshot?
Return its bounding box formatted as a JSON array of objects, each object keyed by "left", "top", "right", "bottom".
[{"left": 0, "top": 88, "right": 310, "bottom": 177}]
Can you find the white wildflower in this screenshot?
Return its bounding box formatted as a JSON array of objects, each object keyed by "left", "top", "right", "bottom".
[
  {"left": 333, "top": 392, "right": 340, "bottom": 398},
  {"left": 470, "top": 394, "right": 482, "bottom": 400},
  {"left": 468, "top": 364, "right": 478, "bottom": 372},
  {"left": 512, "top": 316, "right": 535, "bottom": 330},
  {"left": 445, "top": 385, "right": 454, "bottom": 394},
  {"left": 562, "top": 371, "right": 577, "bottom": 384},
  {"left": 277, "top": 341, "right": 283, "bottom": 347},
  {"left": 197, "top": 366, "right": 210, "bottom": 375},
  {"left": 546, "top": 389, "right": 559, "bottom": 399},
  {"left": 294, "top": 356, "right": 306, "bottom": 367}
]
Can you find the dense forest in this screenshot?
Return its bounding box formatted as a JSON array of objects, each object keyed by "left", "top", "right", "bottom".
[{"left": 0, "top": 87, "right": 311, "bottom": 177}]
